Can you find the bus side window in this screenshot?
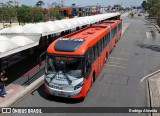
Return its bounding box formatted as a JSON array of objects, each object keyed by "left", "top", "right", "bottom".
[
  {"left": 103, "top": 37, "right": 105, "bottom": 49},
  {"left": 85, "top": 49, "right": 92, "bottom": 78},
  {"left": 93, "top": 46, "right": 96, "bottom": 60},
  {"left": 105, "top": 35, "right": 107, "bottom": 46},
  {"left": 96, "top": 43, "right": 99, "bottom": 56},
  {"left": 102, "top": 37, "right": 104, "bottom": 50},
  {"left": 98, "top": 40, "right": 102, "bottom": 53},
  {"left": 108, "top": 33, "right": 110, "bottom": 43}
]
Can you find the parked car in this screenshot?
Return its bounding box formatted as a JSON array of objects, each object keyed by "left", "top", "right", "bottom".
[{"left": 138, "top": 13, "right": 142, "bottom": 16}]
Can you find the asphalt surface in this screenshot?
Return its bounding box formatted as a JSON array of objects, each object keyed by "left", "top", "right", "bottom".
[{"left": 4, "top": 14, "right": 160, "bottom": 116}]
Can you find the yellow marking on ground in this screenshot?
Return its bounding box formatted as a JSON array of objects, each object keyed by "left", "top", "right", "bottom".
[
  {"left": 105, "top": 64, "right": 127, "bottom": 68},
  {"left": 109, "top": 57, "right": 129, "bottom": 61},
  {"left": 122, "top": 23, "right": 130, "bottom": 34},
  {"left": 107, "top": 61, "right": 127, "bottom": 66}
]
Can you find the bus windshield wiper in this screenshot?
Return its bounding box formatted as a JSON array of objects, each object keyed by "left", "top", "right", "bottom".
[
  {"left": 63, "top": 72, "right": 72, "bottom": 85},
  {"left": 50, "top": 72, "right": 58, "bottom": 83}
]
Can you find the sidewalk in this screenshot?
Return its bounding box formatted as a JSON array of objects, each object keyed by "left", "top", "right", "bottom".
[
  {"left": 147, "top": 72, "right": 160, "bottom": 116},
  {"left": 0, "top": 54, "right": 46, "bottom": 107},
  {"left": 0, "top": 23, "right": 19, "bottom": 30},
  {"left": 145, "top": 20, "right": 160, "bottom": 116},
  {"left": 0, "top": 61, "right": 45, "bottom": 107},
  {"left": 144, "top": 18, "right": 160, "bottom": 33},
  {"left": 0, "top": 76, "right": 44, "bottom": 107}
]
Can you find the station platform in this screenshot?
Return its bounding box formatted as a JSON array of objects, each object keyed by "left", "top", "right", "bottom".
[{"left": 0, "top": 54, "right": 45, "bottom": 107}]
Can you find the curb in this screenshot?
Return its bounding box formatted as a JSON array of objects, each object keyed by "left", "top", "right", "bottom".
[
  {"left": 143, "top": 19, "right": 160, "bottom": 33},
  {"left": 147, "top": 72, "right": 160, "bottom": 116},
  {"left": 0, "top": 75, "right": 44, "bottom": 107}
]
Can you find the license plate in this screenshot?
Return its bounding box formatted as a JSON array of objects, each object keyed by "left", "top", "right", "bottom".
[
  {"left": 57, "top": 92, "right": 66, "bottom": 97},
  {"left": 50, "top": 85, "right": 63, "bottom": 90}
]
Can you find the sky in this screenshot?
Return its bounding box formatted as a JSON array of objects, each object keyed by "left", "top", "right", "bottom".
[{"left": 1, "top": 0, "right": 144, "bottom": 7}]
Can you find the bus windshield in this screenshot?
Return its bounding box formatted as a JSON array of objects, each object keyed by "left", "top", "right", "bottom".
[{"left": 46, "top": 55, "right": 84, "bottom": 78}]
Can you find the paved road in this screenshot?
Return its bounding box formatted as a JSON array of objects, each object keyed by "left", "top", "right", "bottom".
[{"left": 4, "top": 15, "right": 160, "bottom": 116}]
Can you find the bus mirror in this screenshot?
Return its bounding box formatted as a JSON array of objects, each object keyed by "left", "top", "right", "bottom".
[{"left": 38, "top": 52, "right": 46, "bottom": 66}]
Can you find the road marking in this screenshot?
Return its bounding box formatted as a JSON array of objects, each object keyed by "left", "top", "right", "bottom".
[
  {"left": 141, "top": 69, "right": 160, "bottom": 82},
  {"left": 146, "top": 32, "right": 151, "bottom": 38},
  {"left": 107, "top": 61, "right": 127, "bottom": 66},
  {"left": 105, "top": 64, "right": 127, "bottom": 68},
  {"left": 122, "top": 23, "right": 130, "bottom": 34},
  {"left": 109, "top": 57, "right": 129, "bottom": 61}
]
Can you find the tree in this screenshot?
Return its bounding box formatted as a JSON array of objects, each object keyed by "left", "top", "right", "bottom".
[
  {"left": 36, "top": 0, "right": 45, "bottom": 7},
  {"left": 30, "top": 7, "right": 44, "bottom": 23},
  {"left": 149, "top": 0, "right": 160, "bottom": 16},
  {"left": 141, "top": 1, "right": 148, "bottom": 10},
  {"left": 0, "top": 4, "right": 17, "bottom": 27},
  {"left": 49, "top": 8, "right": 61, "bottom": 20},
  {"left": 17, "top": 5, "right": 31, "bottom": 24},
  {"left": 0, "top": 6, "right": 10, "bottom": 27},
  {"left": 48, "top": 2, "right": 61, "bottom": 20}
]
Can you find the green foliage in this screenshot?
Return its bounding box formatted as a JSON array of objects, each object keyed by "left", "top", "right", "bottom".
[
  {"left": 17, "top": 5, "right": 31, "bottom": 24},
  {"left": 149, "top": 0, "right": 160, "bottom": 16},
  {"left": 141, "top": 1, "right": 148, "bottom": 10},
  {"left": 0, "top": 1, "right": 63, "bottom": 25},
  {"left": 0, "top": 5, "right": 17, "bottom": 22},
  {"left": 49, "top": 8, "right": 61, "bottom": 20},
  {"left": 17, "top": 5, "right": 44, "bottom": 24},
  {"left": 141, "top": 0, "right": 160, "bottom": 16},
  {"left": 30, "top": 7, "right": 44, "bottom": 23}
]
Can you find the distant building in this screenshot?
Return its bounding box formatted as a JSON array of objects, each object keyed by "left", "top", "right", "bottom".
[{"left": 100, "top": 7, "right": 108, "bottom": 14}]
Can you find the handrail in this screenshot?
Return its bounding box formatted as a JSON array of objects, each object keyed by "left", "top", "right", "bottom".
[{"left": 22, "top": 60, "right": 46, "bottom": 85}]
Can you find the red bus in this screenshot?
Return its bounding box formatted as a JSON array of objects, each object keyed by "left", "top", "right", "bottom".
[
  {"left": 99, "top": 20, "right": 122, "bottom": 52},
  {"left": 42, "top": 20, "right": 122, "bottom": 98}
]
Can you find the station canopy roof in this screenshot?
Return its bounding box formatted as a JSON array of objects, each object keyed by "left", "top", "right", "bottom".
[{"left": 0, "top": 12, "right": 120, "bottom": 58}]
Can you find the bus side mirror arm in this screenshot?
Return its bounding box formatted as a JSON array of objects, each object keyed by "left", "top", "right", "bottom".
[{"left": 38, "top": 52, "right": 46, "bottom": 66}]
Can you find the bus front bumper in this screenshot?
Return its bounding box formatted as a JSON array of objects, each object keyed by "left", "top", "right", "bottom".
[{"left": 45, "top": 84, "right": 84, "bottom": 98}]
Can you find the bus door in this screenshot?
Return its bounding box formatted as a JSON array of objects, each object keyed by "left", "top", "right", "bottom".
[
  {"left": 85, "top": 48, "right": 92, "bottom": 88},
  {"left": 96, "top": 43, "right": 101, "bottom": 75},
  {"left": 92, "top": 44, "right": 100, "bottom": 77}
]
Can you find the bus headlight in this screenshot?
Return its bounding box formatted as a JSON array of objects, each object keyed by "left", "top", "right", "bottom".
[{"left": 74, "top": 81, "right": 84, "bottom": 90}]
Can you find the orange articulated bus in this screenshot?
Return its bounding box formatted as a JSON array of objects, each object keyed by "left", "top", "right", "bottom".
[
  {"left": 99, "top": 20, "right": 122, "bottom": 52},
  {"left": 42, "top": 20, "right": 122, "bottom": 98}
]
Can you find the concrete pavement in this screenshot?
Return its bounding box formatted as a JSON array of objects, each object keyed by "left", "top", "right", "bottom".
[
  {"left": 0, "top": 23, "right": 19, "bottom": 30},
  {"left": 144, "top": 16, "right": 160, "bottom": 116}
]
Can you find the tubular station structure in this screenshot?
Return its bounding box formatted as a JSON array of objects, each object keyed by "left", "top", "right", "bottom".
[{"left": 0, "top": 12, "right": 120, "bottom": 71}]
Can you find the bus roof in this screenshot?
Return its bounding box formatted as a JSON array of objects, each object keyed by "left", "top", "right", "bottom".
[
  {"left": 47, "top": 25, "right": 110, "bottom": 55},
  {"left": 100, "top": 20, "right": 122, "bottom": 28}
]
